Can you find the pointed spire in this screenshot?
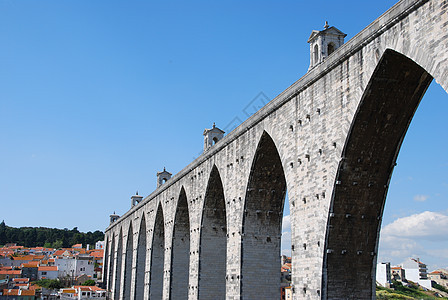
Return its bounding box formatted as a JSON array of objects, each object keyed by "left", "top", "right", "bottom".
[
  {"left": 136, "top": 191, "right": 138, "bottom": 195},
  {"left": 163, "top": 167, "right": 166, "bottom": 172},
  {"left": 324, "top": 21, "right": 329, "bottom": 29},
  {"left": 213, "top": 122, "right": 216, "bottom": 128}
]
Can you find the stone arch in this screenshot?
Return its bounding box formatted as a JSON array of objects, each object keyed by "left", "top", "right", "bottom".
[
  {"left": 108, "top": 234, "right": 116, "bottom": 294},
  {"left": 149, "top": 203, "right": 165, "bottom": 299},
  {"left": 241, "top": 131, "right": 287, "bottom": 299},
  {"left": 135, "top": 215, "right": 147, "bottom": 300},
  {"left": 198, "top": 165, "right": 227, "bottom": 300},
  {"left": 114, "top": 228, "right": 123, "bottom": 300},
  {"left": 123, "top": 222, "right": 133, "bottom": 300},
  {"left": 170, "top": 187, "right": 190, "bottom": 299},
  {"left": 322, "top": 49, "right": 435, "bottom": 299},
  {"left": 103, "top": 236, "right": 109, "bottom": 290}
]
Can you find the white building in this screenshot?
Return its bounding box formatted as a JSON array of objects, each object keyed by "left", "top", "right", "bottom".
[
  {"left": 95, "top": 241, "right": 104, "bottom": 250},
  {"left": 376, "top": 262, "right": 391, "bottom": 287},
  {"left": 59, "top": 286, "right": 106, "bottom": 300},
  {"left": 38, "top": 266, "right": 58, "bottom": 280},
  {"left": 75, "top": 256, "right": 94, "bottom": 278},
  {"left": 55, "top": 257, "right": 77, "bottom": 278},
  {"left": 401, "top": 257, "right": 432, "bottom": 289}
]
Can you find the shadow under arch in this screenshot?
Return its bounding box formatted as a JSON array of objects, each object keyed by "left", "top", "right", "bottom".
[
  {"left": 241, "top": 131, "right": 287, "bottom": 299},
  {"left": 123, "top": 222, "right": 133, "bottom": 300},
  {"left": 198, "top": 165, "right": 227, "bottom": 300},
  {"left": 323, "top": 49, "right": 435, "bottom": 299},
  {"left": 170, "top": 187, "right": 190, "bottom": 299},
  {"left": 114, "top": 228, "right": 123, "bottom": 300},
  {"left": 150, "top": 204, "right": 165, "bottom": 299}
]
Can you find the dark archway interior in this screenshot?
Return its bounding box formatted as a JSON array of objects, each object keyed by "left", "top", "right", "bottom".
[
  {"left": 135, "top": 216, "right": 146, "bottom": 300},
  {"left": 242, "top": 131, "right": 287, "bottom": 299},
  {"left": 199, "top": 166, "right": 227, "bottom": 300},
  {"left": 150, "top": 205, "right": 165, "bottom": 299},
  {"left": 123, "top": 224, "right": 133, "bottom": 300},
  {"left": 323, "top": 49, "right": 432, "bottom": 299},
  {"left": 171, "top": 187, "right": 190, "bottom": 299},
  {"left": 114, "top": 230, "right": 123, "bottom": 300}
]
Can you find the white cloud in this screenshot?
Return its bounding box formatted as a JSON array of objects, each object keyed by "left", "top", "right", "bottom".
[
  {"left": 281, "top": 214, "right": 291, "bottom": 256},
  {"left": 282, "top": 215, "right": 291, "bottom": 232},
  {"left": 379, "top": 211, "right": 448, "bottom": 269},
  {"left": 381, "top": 211, "right": 448, "bottom": 240},
  {"left": 281, "top": 231, "right": 291, "bottom": 256},
  {"left": 413, "top": 194, "right": 429, "bottom": 202}
]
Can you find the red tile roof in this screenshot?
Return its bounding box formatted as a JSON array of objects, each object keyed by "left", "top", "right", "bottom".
[
  {"left": 21, "top": 290, "right": 36, "bottom": 296},
  {"left": 2, "top": 289, "right": 20, "bottom": 296},
  {"left": 38, "top": 266, "right": 58, "bottom": 271},
  {"left": 0, "top": 270, "right": 21, "bottom": 275}
]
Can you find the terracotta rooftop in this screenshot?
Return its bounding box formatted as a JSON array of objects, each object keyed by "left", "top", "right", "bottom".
[{"left": 38, "top": 266, "right": 58, "bottom": 271}]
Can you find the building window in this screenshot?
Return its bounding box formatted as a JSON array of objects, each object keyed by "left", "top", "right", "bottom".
[{"left": 328, "top": 43, "right": 335, "bottom": 55}]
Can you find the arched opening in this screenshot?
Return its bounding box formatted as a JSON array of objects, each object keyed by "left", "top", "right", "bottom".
[
  {"left": 323, "top": 49, "right": 434, "bottom": 299},
  {"left": 314, "top": 44, "right": 319, "bottom": 65},
  {"left": 149, "top": 204, "right": 165, "bottom": 299},
  {"left": 280, "top": 194, "right": 292, "bottom": 295},
  {"left": 170, "top": 187, "right": 190, "bottom": 299},
  {"left": 163, "top": 178, "right": 168, "bottom": 183},
  {"left": 108, "top": 235, "right": 115, "bottom": 294},
  {"left": 242, "top": 131, "right": 287, "bottom": 299},
  {"left": 327, "top": 43, "right": 335, "bottom": 56},
  {"left": 198, "top": 165, "right": 227, "bottom": 299},
  {"left": 103, "top": 236, "right": 109, "bottom": 290},
  {"left": 123, "top": 223, "right": 133, "bottom": 300},
  {"left": 114, "top": 228, "right": 123, "bottom": 300},
  {"left": 135, "top": 216, "right": 147, "bottom": 300},
  {"left": 213, "top": 137, "right": 218, "bottom": 145}
]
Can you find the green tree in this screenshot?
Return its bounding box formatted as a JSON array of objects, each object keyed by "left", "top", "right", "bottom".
[
  {"left": 81, "top": 280, "right": 96, "bottom": 286},
  {"left": 52, "top": 239, "right": 63, "bottom": 249}
]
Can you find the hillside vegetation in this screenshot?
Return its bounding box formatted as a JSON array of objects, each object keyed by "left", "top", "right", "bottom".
[
  {"left": 0, "top": 221, "right": 104, "bottom": 248},
  {"left": 377, "top": 281, "right": 448, "bottom": 300}
]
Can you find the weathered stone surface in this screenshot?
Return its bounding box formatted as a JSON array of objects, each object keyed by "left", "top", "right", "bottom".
[{"left": 103, "top": 0, "right": 448, "bottom": 299}]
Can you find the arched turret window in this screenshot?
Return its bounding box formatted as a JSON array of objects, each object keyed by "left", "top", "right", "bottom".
[
  {"left": 328, "top": 43, "right": 335, "bottom": 55},
  {"left": 314, "top": 44, "right": 319, "bottom": 64}
]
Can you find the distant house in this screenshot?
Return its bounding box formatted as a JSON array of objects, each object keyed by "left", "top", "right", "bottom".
[
  {"left": 0, "top": 269, "right": 21, "bottom": 281},
  {"left": 0, "top": 288, "right": 36, "bottom": 300},
  {"left": 21, "top": 263, "right": 38, "bottom": 282},
  {"left": 376, "top": 262, "right": 391, "bottom": 287},
  {"left": 72, "top": 244, "right": 83, "bottom": 249},
  {"left": 89, "top": 250, "right": 103, "bottom": 280},
  {"left": 281, "top": 286, "right": 292, "bottom": 300},
  {"left": 400, "top": 257, "right": 431, "bottom": 289},
  {"left": 428, "top": 270, "right": 448, "bottom": 288},
  {"left": 391, "top": 266, "right": 406, "bottom": 281},
  {"left": 95, "top": 241, "right": 104, "bottom": 250},
  {"left": 38, "top": 266, "right": 58, "bottom": 280},
  {"left": 75, "top": 256, "right": 94, "bottom": 278},
  {"left": 59, "top": 286, "right": 106, "bottom": 300}
]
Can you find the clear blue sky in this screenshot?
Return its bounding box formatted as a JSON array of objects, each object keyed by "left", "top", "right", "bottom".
[{"left": 1, "top": 0, "right": 447, "bottom": 269}]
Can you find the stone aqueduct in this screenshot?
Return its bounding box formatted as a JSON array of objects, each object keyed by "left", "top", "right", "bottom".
[{"left": 103, "top": 0, "right": 448, "bottom": 299}]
